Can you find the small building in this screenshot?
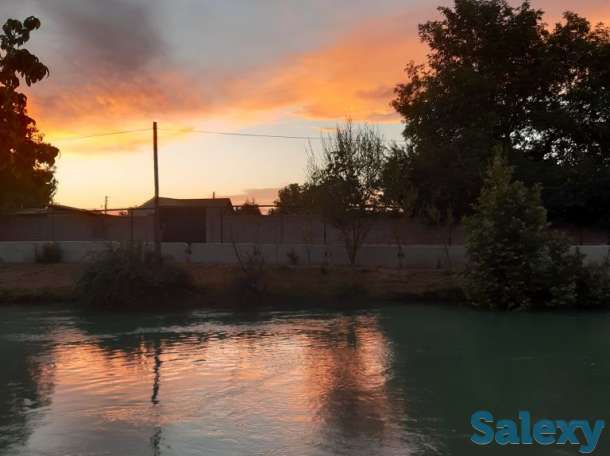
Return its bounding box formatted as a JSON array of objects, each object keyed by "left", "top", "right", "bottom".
[
  {"left": 0, "top": 204, "right": 109, "bottom": 241},
  {"left": 136, "top": 197, "right": 234, "bottom": 243}
]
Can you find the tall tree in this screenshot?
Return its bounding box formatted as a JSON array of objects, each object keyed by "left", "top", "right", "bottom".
[
  {"left": 309, "top": 121, "right": 385, "bottom": 265},
  {"left": 392, "top": 0, "right": 610, "bottom": 225},
  {"left": 0, "top": 17, "right": 58, "bottom": 209}
]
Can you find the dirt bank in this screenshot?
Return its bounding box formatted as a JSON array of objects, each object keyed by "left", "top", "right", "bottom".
[{"left": 0, "top": 263, "right": 463, "bottom": 305}]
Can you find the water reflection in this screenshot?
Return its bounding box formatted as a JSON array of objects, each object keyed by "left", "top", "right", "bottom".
[
  {"left": 2, "top": 306, "right": 610, "bottom": 455},
  {"left": 301, "top": 315, "right": 411, "bottom": 455},
  {"left": 0, "top": 309, "right": 57, "bottom": 454},
  {"left": 0, "top": 308, "right": 413, "bottom": 455}
]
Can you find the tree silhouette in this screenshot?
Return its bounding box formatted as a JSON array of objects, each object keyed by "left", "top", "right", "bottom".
[
  {"left": 0, "top": 17, "right": 58, "bottom": 209},
  {"left": 270, "top": 183, "right": 317, "bottom": 215},
  {"left": 236, "top": 198, "right": 262, "bottom": 215},
  {"left": 393, "top": 0, "right": 610, "bottom": 225},
  {"left": 309, "top": 121, "right": 385, "bottom": 265}
]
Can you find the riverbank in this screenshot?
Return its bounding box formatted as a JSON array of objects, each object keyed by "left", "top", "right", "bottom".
[{"left": 0, "top": 263, "right": 462, "bottom": 306}]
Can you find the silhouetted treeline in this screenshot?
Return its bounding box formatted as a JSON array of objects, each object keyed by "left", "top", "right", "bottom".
[{"left": 276, "top": 1, "right": 610, "bottom": 232}]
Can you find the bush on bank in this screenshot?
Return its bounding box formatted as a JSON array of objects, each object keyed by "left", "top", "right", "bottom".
[
  {"left": 464, "top": 155, "right": 610, "bottom": 310},
  {"left": 35, "top": 242, "right": 62, "bottom": 264},
  {"left": 76, "top": 244, "right": 193, "bottom": 309}
]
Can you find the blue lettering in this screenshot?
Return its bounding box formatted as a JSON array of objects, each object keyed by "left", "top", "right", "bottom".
[
  {"left": 469, "top": 411, "right": 605, "bottom": 453},
  {"left": 471, "top": 411, "right": 494, "bottom": 445},
  {"left": 556, "top": 420, "right": 579, "bottom": 445},
  {"left": 519, "top": 411, "right": 532, "bottom": 445},
  {"left": 533, "top": 420, "right": 556, "bottom": 445},
  {"left": 495, "top": 419, "right": 519, "bottom": 445},
  {"left": 579, "top": 420, "right": 605, "bottom": 454}
]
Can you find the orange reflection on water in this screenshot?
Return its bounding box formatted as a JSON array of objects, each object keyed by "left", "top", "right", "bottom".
[{"left": 12, "top": 312, "right": 413, "bottom": 455}]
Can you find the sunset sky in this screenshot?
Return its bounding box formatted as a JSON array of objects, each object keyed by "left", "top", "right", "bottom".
[{"left": 2, "top": 0, "right": 610, "bottom": 209}]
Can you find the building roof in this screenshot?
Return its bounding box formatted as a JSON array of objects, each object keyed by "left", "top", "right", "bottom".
[
  {"left": 12, "top": 204, "right": 102, "bottom": 216},
  {"left": 138, "top": 197, "right": 234, "bottom": 210}
]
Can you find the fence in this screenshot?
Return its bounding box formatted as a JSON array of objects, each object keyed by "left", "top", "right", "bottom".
[
  {"left": 2, "top": 241, "right": 610, "bottom": 268},
  {"left": 0, "top": 205, "right": 608, "bottom": 245},
  {"left": 0, "top": 209, "right": 155, "bottom": 243}
]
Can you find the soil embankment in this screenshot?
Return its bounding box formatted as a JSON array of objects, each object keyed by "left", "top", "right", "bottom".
[{"left": 0, "top": 263, "right": 462, "bottom": 305}]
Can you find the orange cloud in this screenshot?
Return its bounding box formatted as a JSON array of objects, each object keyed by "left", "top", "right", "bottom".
[
  {"left": 24, "top": 13, "right": 422, "bottom": 153},
  {"left": 27, "top": 71, "right": 208, "bottom": 137},
  {"left": 23, "top": 3, "right": 610, "bottom": 156},
  {"left": 227, "top": 2, "right": 610, "bottom": 122},
  {"left": 225, "top": 13, "right": 424, "bottom": 122}
]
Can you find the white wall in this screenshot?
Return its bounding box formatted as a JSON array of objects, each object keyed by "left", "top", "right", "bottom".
[{"left": 1, "top": 242, "right": 608, "bottom": 269}]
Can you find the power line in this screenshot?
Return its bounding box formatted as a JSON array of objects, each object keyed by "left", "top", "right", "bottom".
[
  {"left": 48, "top": 126, "right": 325, "bottom": 143},
  {"left": 44, "top": 122, "right": 398, "bottom": 144},
  {"left": 50, "top": 128, "right": 151, "bottom": 142},
  {"left": 159, "top": 128, "right": 322, "bottom": 141}
]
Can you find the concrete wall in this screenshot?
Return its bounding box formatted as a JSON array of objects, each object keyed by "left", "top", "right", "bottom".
[
  {"left": 0, "top": 212, "right": 464, "bottom": 245},
  {"left": 2, "top": 210, "right": 608, "bottom": 246},
  {"left": 210, "top": 213, "right": 465, "bottom": 245},
  {"left": 0, "top": 213, "right": 155, "bottom": 242},
  {"left": 1, "top": 241, "right": 608, "bottom": 269},
  {"left": 207, "top": 212, "right": 609, "bottom": 246}
]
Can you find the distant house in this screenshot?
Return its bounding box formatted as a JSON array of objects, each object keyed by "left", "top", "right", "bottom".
[
  {"left": 0, "top": 204, "right": 110, "bottom": 241},
  {"left": 12, "top": 203, "right": 100, "bottom": 217},
  {"left": 136, "top": 197, "right": 234, "bottom": 243}
]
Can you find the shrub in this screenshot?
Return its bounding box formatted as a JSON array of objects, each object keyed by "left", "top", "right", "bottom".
[
  {"left": 286, "top": 249, "right": 300, "bottom": 266},
  {"left": 35, "top": 242, "right": 62, "bottom": 264},
  {"left": 231, "top": 244, "right": 268, "bottom": 298},
  {"left": 76, "top": 244, "right": 193, "bottom": 309},
  {"left": 579, "top": 257, "right": 610, "bottom": 308},
  {"left": 464, "top": 155, "right": 610, "bottom": 310}
]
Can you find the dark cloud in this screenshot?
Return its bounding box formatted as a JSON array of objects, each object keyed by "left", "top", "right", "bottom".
[{"left": 34, "top": 0, "right": 165, "bottom": 73}]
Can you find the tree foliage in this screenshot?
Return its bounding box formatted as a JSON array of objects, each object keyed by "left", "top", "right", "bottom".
[
  {"left": 0, "top": 17, "right": 58, "bottom": 209},
  {"left": 392, "top": 0, "right": 610, "bottom": 225},
  {"left": 235, "top": 198, "right": 262, "bottom": 215},
  {"left": 380, "top": 144, "right": 417, "bottom": 215},
  {"left": 271, "top": 183, "right": 318, "bottom": 215},
  {"left": 464, "top": 155, "right": 610, "bottom": 310},
  {"left": 308, "top": 121, "right": 385, "bottom": 265}
]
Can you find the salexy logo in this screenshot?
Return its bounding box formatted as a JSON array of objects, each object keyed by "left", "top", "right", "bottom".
[{"left": 471, "top": 411, "right": 605, "bottom": 454}]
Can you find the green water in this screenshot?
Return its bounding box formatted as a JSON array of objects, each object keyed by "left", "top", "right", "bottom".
[{"left": 1, "top": 304, "right": 609, "bottom": 455}]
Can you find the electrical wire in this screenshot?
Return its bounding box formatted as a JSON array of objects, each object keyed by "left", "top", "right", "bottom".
[
  {"left": 48, "top": 126, "right": 325, "bottom": 142},
  {"left": 159, "top": 128, "right": 322, "bottom": 141},
  {"left": 50, "top": 128, "right": 151, "bottom": 142}
]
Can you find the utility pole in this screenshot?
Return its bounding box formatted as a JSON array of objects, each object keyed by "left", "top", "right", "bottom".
[
  {"left": 104, "top": 196, "right": 108, "bottom": 215},
  {"left": 153, "top": 121, "right": 161, "bottom": 259}
]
